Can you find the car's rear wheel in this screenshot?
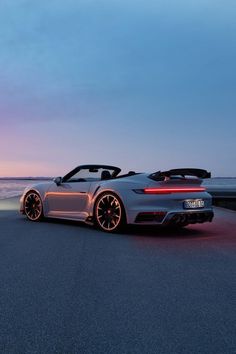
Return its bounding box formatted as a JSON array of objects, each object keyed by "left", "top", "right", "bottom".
[
  {"left": 24, "top": 191, "right": 43, "bottom": 221},
  {"left": 95, "top": 193, "right": 125, "bottom": 232}
]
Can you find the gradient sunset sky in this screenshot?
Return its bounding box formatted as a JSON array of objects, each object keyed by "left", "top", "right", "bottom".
[{"left": 0, "top": 0, "right": 236, "bottom": 177}]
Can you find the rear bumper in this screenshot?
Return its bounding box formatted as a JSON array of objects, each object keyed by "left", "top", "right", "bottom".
[{"left": 133, "top": 210, "right": 214, "bottom": 226}]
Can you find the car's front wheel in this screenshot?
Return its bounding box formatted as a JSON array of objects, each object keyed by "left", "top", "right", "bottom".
[
  {"left": 95, "top": 193, "right": 125, "bottom": 232},
  {"left": 24, "top": 191, "right": 44, "bottom": 221}
]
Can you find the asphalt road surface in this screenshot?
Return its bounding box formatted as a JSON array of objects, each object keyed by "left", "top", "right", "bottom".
[{"left": 0, "top": 198, "right": 236, "bottom": 354}]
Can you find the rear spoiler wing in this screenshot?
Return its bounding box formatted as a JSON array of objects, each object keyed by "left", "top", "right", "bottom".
[{"left": 149, "top": 168, "right": 211, "bottom": 181}]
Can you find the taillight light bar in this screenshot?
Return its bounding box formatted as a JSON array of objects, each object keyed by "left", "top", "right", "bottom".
[
  {"left": 143, "top": 187, "right": 206, "bottom": 194},
  {"left": 133, "top": 187, "right": 206, "bottom": 194}
]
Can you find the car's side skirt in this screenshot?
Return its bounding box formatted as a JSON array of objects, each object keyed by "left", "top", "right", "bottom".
[{"left": 46, "top": 210, "right": 89, "bottom": 222}]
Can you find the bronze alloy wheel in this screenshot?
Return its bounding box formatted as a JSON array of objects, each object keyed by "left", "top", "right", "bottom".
[
  {"left": 95, "top": 193, "right": 124, "bottom": 232},
  {"left": 24, "top": 192, "right": 43, "bottom": 221}
]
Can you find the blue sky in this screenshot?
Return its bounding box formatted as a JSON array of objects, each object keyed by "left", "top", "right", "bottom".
[{"left": 0, "top": 0, "right": 236, "bottom": 176}]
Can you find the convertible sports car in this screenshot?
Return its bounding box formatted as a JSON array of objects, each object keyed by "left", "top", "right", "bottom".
[{"left": 20, "top": 164, "right": 214, "bottom": 232}]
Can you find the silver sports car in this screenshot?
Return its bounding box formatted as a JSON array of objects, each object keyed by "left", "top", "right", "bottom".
[{"left": 20, "top": 164, "right": 214, "bottom": 232}]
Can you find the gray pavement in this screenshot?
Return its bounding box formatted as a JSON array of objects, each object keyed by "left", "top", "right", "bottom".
[{"left": 0, "top": 198, "right": 236, "bottom": 353}]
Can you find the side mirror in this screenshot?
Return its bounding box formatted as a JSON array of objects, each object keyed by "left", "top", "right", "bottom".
[{"left": 53, "top": 176, "right": 62, "bottom": 186}]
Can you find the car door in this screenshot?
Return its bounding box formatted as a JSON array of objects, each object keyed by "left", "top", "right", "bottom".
[{"left": 45, "top": 181, "right": 91, "bottom": 220}]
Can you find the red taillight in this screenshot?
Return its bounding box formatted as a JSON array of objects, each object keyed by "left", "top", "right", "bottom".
[{"left": 143, "top": 187, "right": 206, "bottom": 194}]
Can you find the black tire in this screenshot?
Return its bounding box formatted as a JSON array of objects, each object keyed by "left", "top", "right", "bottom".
[
  {"left": 94, "top": 192, "right": 126, "bottom": 232},
  {"left": 24, "top": 191, "right": 44, "bottom": 221}
]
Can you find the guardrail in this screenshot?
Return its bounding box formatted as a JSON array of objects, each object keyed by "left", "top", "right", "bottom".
[{"left": 207, "top": 190, "right": 236, "bottom": 211}]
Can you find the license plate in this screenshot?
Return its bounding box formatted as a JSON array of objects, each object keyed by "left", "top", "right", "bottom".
[{"left": 184, "top": 199, "right": 205, "bottom": 209}]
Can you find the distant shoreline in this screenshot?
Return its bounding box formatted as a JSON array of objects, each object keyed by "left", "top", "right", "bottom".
[
  {"left": 1, "top": 176, "right": 236, "bottom": 180},
  {"left": 0, "top": 177, "right": 53, "bottom": 180}
]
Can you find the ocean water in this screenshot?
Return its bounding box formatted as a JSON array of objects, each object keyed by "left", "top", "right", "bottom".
[
  {"left": 203, "top": 178, "right": 236, "bottom": 191},
  {"left": 0, "top": 178, "right": 236, "bottom": 199},
  {"left": 0, "top": 179, "right": 52, "bottom": 199}
]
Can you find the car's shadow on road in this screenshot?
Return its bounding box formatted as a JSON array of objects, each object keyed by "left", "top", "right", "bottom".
[
  {"left": 124, "top": 224, "right": 209, "bottom": 239},
  {"left": 41, "top": 217, "right": 210, "bottom": 240}
]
